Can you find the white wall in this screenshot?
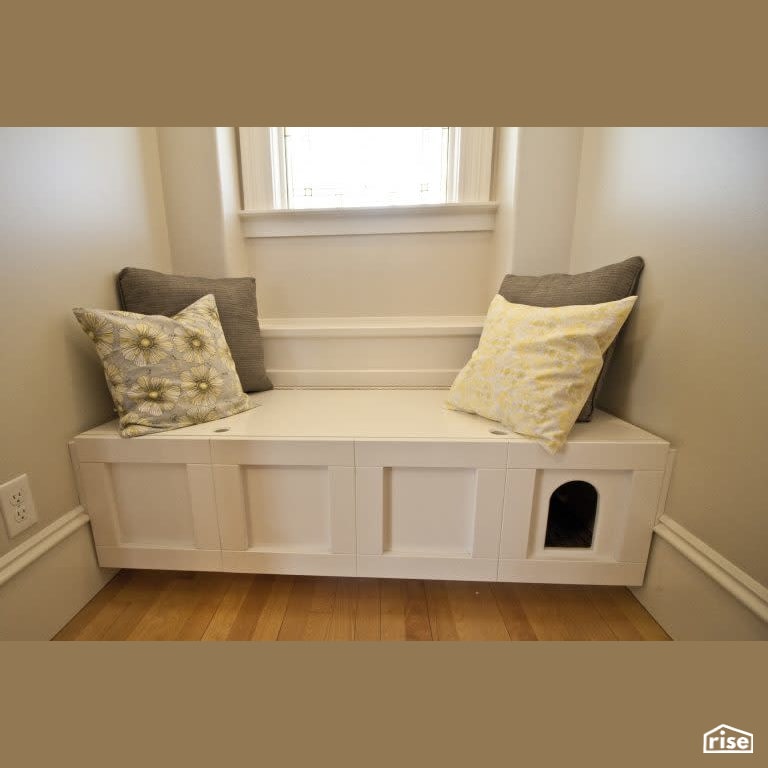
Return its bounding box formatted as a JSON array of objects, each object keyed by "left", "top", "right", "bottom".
[
  {"left": 157, "top": 127, "right": 247, "bottom": 278},
  {"left": 158, "top": 128, "right": 497, "bottom": 319},
  {"left": 492, "top": 127, "right": 582, "bottom": 284},
  {"left": 163, "top": 127, "right": 586, "bottom": 320},
  {"left": 0, "top": 128, "right": 172, "bottom": 557},
  {"left": 247, "top": 231, "right": 495, "bottom": 318},
  {"left": 570, "top": 127, "right": 768, "bottom": 586},
  {"left": 158, "top": 127, "right": 585, "bottom": 387}
]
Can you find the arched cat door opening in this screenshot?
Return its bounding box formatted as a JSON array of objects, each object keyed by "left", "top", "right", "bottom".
[{"left": 545, "top": 481, "right": 598, "bottom": 548}]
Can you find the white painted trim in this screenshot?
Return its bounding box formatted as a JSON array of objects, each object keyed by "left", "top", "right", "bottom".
[
  {"left": 499, "top": 558, "right": 646, "bottom": 586},
  {"left": 95, "top": 545, "right": 222, "bottom": 572},
  {"left": 0, "top": 507, "right": 89, "bottom": 588},
  {"left": 654, "top": 448, "right": 676, "bottom": 523},
  {"left": 268, "top": 127, "right": 288, "bottom": 209},
  {"left": 268, "top": 370, "right": 460, "bottom": 388},
  {"left": 357, "top": 554, "right": 498, "bottom": 581},
  {"left": 238, "top": 127, "right": 276, "bottom": 211},
  {"left": 259, "top": 315, "right": 485, "bottom": 339},
  {"left": 455, "top": 128, "right": 495, "bottom": 203},
  {"left": 240, "top": 202, "right": 497, "bottom": 237},
  {"left": 260, "top": 314, "right": 482, "bottom": 389},
  {"left": 0, "top": 507, "right": 116, "bottom": 639},
  {"left": 222, "top": 551, "right": 356, "bottom": 577},
  {"left": 653, "top": 515, "right": 768, "bottom": 623}
]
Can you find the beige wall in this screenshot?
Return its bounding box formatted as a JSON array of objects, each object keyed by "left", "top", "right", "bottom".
[
  {"left": 246, "top": 231, "right": 495, "bottom": 318},
  {"left": 0, "top": 128, "right": 171, "bottom": 556},
  {"left": 157, "top": 127, "right": 247, "bottom": 278},
  {"left": 156, "top": 128, "right": 495, "bottom": 318},
  {"left": 570, "top": 127, "right": 768, "bottom": 585},
  {"left": 492, "top": 127, "right": 582, "bottom": 286}
]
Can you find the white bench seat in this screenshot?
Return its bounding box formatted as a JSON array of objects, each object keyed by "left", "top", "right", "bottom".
[{"left": 72, "top": 389, "right": 671, "bottom": 584}]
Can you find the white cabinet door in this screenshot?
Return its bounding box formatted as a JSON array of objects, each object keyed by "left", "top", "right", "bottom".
[
  {"left": 355, "top": 441, "right": 507, "bottom": 580},
  {"left": 498, "top": 467, "right": 664, "bottom": 585},
  {"left": 211, "top": 439, "right": 356, "bottom": 576},
  {"left": 76, "top": 436, "right": 222, "bottom": 571}
]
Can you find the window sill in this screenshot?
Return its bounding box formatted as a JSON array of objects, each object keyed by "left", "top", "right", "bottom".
[{"left": 239, "top": 202, "right": 497, "bottom": 238}]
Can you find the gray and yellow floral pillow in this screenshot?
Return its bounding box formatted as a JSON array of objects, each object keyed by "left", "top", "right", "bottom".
[{"left": 73, "top": 294, "right": 252, "bottom": 437}]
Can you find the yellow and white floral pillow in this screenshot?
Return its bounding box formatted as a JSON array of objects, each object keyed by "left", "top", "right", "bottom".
[
  {"left": 74, "top": 294, "right": 252, "bottom": 437},
  {"left": 446, "top": 295, "right": 637, "bottom": 453}
]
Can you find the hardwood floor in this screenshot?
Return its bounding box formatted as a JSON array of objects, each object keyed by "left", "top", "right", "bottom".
[{"left": 53, "top": 570, "right": 670, "bottom": 641}]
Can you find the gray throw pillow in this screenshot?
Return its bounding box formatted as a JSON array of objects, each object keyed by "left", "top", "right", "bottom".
[
  {"left": 498, "top": 256, "right": 644, "bottom": 421},
  {"left": 117, "top": 267, "right": 272, "bottom": 392}
]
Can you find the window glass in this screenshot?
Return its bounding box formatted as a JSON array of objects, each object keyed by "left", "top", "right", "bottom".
[{"left": 282, "top": 127, "right": 449, "bottom": 209}]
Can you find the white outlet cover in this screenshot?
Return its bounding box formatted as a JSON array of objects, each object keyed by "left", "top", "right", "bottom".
[{"left": 0, "top": 473, "right": 38, "bottom": 538}]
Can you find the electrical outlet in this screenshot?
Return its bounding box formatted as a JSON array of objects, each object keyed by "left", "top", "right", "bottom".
[{"left": 0, "top": 474, "right": 38, "bottom": 538}]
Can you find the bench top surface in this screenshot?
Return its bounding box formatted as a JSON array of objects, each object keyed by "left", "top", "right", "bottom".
[{"left": 76, "top": 389, "right": 667, "bottom": 445}]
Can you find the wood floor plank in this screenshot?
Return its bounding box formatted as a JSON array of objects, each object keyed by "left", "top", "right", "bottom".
[
  {"left": 513, "top": 584, "right": 616, "bottom": 641},
  {"left": 80, "top": 570, "right": 174, "bottom": 641},
  {"left": 226, "top": 575, "right": 277, "bottom": 640},
  {"left": 604, "top": 588, "right": 670, "bottom": 640},
  {"left": 404, "top": 580, "right": 432, "bottom": 641},
  {"left": 54, "top": 571, "right": 670, "bottom": 642},
  {"left": 380, "top": 579, "right": 406, "bottom": 640},
  {"left": 552, "top": 585, "right": 617, "bottom": 640},
  {"left": 276, "top": 577, "right": 314, "bottom": 640},
  {"left": 424, "top": 581, "right": 459, "bottom": 641},
  {"left": 201, "top": 574, "right": 254, "bottom": 641},
  {"left": 53, "top": 570, "right": 132, "bottom": 640},
  {"left": 175, "top": 573, "right": 234, "bottom": 640},
  {"left": 490, "top": 583, "right": 538, "bottom": 640},
  {"left": 126, "top": 572, "right": 204, "bottom": 641},
  {"left": 585, "top": 586, "right": 645, "bottom": 641},
  {"left": 442, "top": 581, "right": 510, "bottom": 641},
  {"left": 278, "top": 577, "right": 338, "bottom": 640},
  {"left": 302, "top": 576, "right": 338, "bottom": 640},
  {"left": 326, "top": 577, "right": 358, "bottom": 640},
  {"left": 98, "top": 571, "right": 178, "bottom": 640},
  {"left": 380, "top": 579, "right": 432, "bottom": 641},
  {"left": 354, "top": 578, "right": 381, "bottom": 640},
  {"left": 510, "top": 584, "right": 567, "bottom": 640},
  {"left": 250, "top": 576, "right": 294, "bottom": 640}
]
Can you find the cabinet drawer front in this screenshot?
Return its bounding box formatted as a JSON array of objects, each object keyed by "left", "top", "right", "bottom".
[
  {"left": 211, "top": 439, "right": 354, "bottom": 466},
  {"left": 355, "top": 440, "right": 506, "bottom": 469},
  {"left": 507, "top": 441, "right": 669, "bottom": 471},
  {"left": 75, "top": 436, "right": 211, "bottom": 464}
]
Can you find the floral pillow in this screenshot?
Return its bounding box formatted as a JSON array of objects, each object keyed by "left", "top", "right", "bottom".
[
  {"left": 73, "top": 294, "right": 252, "bottom": 437},
  {"left": 446, "top": 294, "right": 637, "bottom": 453}
]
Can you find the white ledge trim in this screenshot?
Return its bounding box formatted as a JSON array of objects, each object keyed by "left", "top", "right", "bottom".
[
  {"left": 259, "top": 315, "right": 485, "bottom": 339},
  {"left": 240, "top": 202, "right": 497, "bottom": 238},
  {"left": 654, "top": 515, "right": 768, "bottom": 623},
  {"left": 268, "top": 370, "right": 460, "bottom": 388},
  {"left": 0, "top": 507, "right": 90, "bottom": 588}
]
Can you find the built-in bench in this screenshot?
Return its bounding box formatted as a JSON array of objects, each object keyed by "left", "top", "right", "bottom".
[{"left": 71, "top": 389, "right": 672, "bottom": 585}]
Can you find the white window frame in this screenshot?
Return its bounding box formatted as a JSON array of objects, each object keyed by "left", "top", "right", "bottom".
[{"left": 238, "top": 127, "right": 497, "bottom": 237}]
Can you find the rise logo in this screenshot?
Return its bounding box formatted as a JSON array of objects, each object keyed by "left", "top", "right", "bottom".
[{"left": 703, "top": 724, "right": 754, "bottom": 754}]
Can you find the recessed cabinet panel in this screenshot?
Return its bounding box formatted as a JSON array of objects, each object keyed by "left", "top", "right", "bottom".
[
  {"left": 386, "top": 467, "right": 476, "bottom": 555},
  {"left": 110, "top": 463, "right": 195, "bottom": 547},
  {"left": 356, "top": 455, "right": 505, "bottom": 581},
  {"left": 213, "top": 442, "right": 357, "bottom": 577},
  {"left": 244, "top": 466, "right": 331, "bottom": 551}
]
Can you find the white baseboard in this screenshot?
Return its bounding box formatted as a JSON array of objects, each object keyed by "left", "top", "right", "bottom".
[
  {"left": 260, "top": 315, "right": 482, "bottom": 388},
  {"left": 632, "top": 515, "right": 768, "bottom": 640},
  {"left": 0, "top": 507, "right": 117, "bottom": 640}
]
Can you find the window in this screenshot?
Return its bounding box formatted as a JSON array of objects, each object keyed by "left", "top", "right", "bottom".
[
  {"left": 282, "top": 127, "right": 449, "bottom": 209},
  {"left": 237, "top": 127, "right": 496, "bottom": 236}
]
